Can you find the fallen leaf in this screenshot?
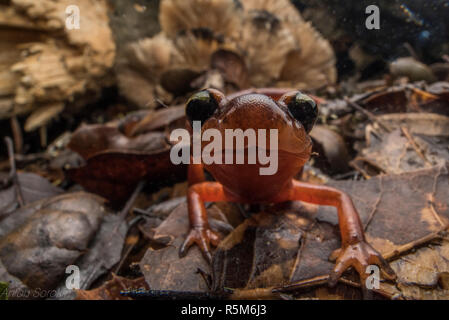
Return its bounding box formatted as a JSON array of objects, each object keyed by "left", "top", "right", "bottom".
[
  {"left": 151, "top": 202, "right": 233, "bottom": 246},
  {"left": 139, "top": 237, "right": 210, "bottom": 292},
  {"left": 359, "top": 84, "right": 449, "bottom": 116},
  {"left": 0, "top": 172, "right": 63, "bottom": 218},
  {"left": 68, "top": 123, "right": 169, "bottom": 160},
  {"left": 309, "top": 125, "right": 350, "bottom": 174},
  {"left": 66, "top": 114, "right": 187, "bottom": 204},
  {"left": 211, "top": 164, "right": 449, "bottom": 300},
  {"left": 357, "top": 113, "right": 449, "bottom": 174},
  {"left": 139, "top": 201, "right": 236, "bottom": 292},
  {"left": 211, "top": 49, "right": 249, "bottom": 89},
  {"left": 0, "top": 192, "right": 106, "bottom": 294},
  {"left": 361, "top": 88, "right": 408, "bottom": 114},
  {"left": 66, "top": 150, "right": 186, "bottom": 205},
  {"left": 121, "top": 106, "right": 185, "bottom": 137},
  {"left": 52, "top": 213, "right": 128, "bottom": 300}
]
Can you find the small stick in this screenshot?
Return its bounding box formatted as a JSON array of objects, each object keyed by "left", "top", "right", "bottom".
[
  {"left": 4, "top": 137, "right": 24, "bottom": 207},
  {"left": 39, "top": 125, "right": 47, "bottom": 147},
  {"left": 383, "top": 226, "right": 449, "bottom": 260},
  {"left": 404, "top": 42, "right": 419, "bottom": 61},
  {"left": 119, "top": 180, "right": 146, "bottom": 220},
  {"left": 272, "top": 275, "right": 396, "bottom": 300},
  {"left": 113, "top": 216, "right": 143, "bottom": 275},
  {"left": 86, "top": 183, "right": 146, "bottom": 287},
  {"left": 113, "top": 240, "right": 136, "bottom": 275},
  {"left": 400, "top": 126, "right": 432, "bottom": 166},
  {"left": 112, "top": 180, "right": 146, "bottom": 235},
  {"left": 345, "top": 98, "right": 392, "bottom": 133},
  {"left": 10, "top": 115, "right": 23, "bottom": 154}
]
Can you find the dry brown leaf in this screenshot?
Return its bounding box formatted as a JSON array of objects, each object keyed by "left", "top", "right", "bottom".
[
  {"left": 357, "top": 113, "right": 449, "bottom": 174},
  {"left": 309, "top": 125, "right": 350, "bottom": 174},
  {"left": 0, "top": 192, "right": 106, "bottom": 293},
  {"left": 210, "top": 164, "right": 449, "bottom": 300},
  {"left": 0, "top": 172, "right": 63, "bottom": 218}
]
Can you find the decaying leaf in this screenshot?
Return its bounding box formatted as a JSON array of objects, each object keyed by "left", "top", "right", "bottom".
[
  {"left": 66, "top": 150, "right": 186, "bottom": 205},
  {"left": 150, "top": 202, "right": 234, "bottom": 246},
  {"left": 120, "top": 105, "right": 185, "bottom": 137},
  {"left": 359, "top": 84, "right": 449, "bottom": 116},
  {"left": 0, "top": 172, "right": 63, "bottom": 218},
  {"left": 357, "top": 113, "right": 449, "bottom": 174},
  {"left": 210, "top": 164, "right": 449, "bottom": 300},
  {"left": 139, "top": 237, "right": 210, "bottom": 292},
  {"left": 309, "top": 125, "right": 350, "bottom": 174},
  {"left": 211, "top": 49, "right": 249, "bottom": 89},
  {"left": 53, "top": 213, "right": 128, "bottom": 300},
  {"left": 0, "top": 192, "right": 106, "bottom": 295},
  {"left": 380, "top": 240, "right": 449, "bottom": 299},
  {"left": 139, "top": 202, "right": 235, "bottom": 291},
  {"left": 212, "top": 202, "right": 337, "bottom": 290},
  {"left": 66, "top": 115, "right": 186, "bottom": 204},
  {"left": 68, "top": 123, "right": 169, "bottom": 160}
]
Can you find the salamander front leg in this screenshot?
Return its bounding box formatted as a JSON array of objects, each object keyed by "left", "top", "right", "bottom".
[
  {"left": 274, "top": 179, "right": 396, "bottom": 289},
  {"left": 179, "top": 181, "right": 234, "bottom": 263}
]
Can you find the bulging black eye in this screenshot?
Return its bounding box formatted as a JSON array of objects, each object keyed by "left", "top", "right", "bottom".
[
  {"left": 287, "top": 92, "right": 318, "bottom": 133},
  {"left": 185, "top": 90, "right": 219, "bottom": 126}
]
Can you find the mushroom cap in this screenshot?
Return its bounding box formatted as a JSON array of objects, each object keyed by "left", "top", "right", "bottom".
[{"left": 159, "top": 0, "right": 243, "bottom": 39}]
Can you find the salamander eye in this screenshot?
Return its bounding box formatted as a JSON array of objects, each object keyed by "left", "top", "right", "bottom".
[
  {"left": 285, "top": 92, "right": 318, "bottom": 133},
  {"left": 185, "top": 90, "right": 219, "bottom": 126}
]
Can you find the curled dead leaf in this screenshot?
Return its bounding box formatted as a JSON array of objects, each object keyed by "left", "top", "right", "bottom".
[
  {"left": 0, "top": 192, "right": 106, "bottom": 294},
  {"left": 309, "top": 125, "right": 350, "bottom": 174}
]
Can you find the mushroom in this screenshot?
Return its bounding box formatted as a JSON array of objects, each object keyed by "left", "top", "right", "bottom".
[{"left": 118, "top": 0, "right": 336, "bottom": 108}]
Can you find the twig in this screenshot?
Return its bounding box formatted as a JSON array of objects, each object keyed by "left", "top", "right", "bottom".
[
  {"left": 383, "top": 226, "right": 449, "bottom": 260},
  {"left": 113, "top": 216, "right": 143, "bottom": 275},
  {"left": 404, "top": 42, "right": 419, "bottom": 61},
  {"left": 39, "top": 125, "right": 47, "bottom": 147},
  {"left": 400, "top": 126, "right": 432, "bottom": 167},
  {"left": 110, "top": 181, "right": 147, "bottom": 273},
  {"left": 119, "top": 180, "right": 146, "bottom": 220},
  {"left": 272, "top": 274, "right": 396, "bottom": 300},
  {"left": 10, "top": 116, "right": 23, "bottom": 154},
  {"left": 4, "top": 137, "right": 24, "bottom": 207},
  {"left": 364, "top": 176, "right": 383, "bottom": 231},
  {"left": 155, "top": 98, "right": 169, "bottom": 108},
  {"left": 345, "top": 98, "right": 392, "bottom": 133},
  {"left": 113, "top": 241, "right": 135, "bottom": 275}
]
